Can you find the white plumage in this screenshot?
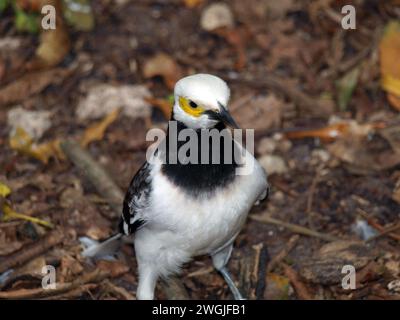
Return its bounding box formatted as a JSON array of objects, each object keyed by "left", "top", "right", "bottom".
[
  {"left": 83, "top": 74, "right": 268, "bottom": 300},
  {"left": 135, "top": 149, "right": 267, "bottom": 299}
]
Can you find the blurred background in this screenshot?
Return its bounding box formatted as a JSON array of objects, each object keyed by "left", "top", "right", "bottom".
[{"left": 0, "top": 0, "right": 400, "bottom": 300}]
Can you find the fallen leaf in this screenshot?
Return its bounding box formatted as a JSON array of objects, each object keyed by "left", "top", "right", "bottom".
[
  {"left": 9, "top": 127, "right": 64, "bottom": 164},
  {"left": 231, "top": 94, "right": 283, "bottom": 131},
  {"left": 144, "top": 97, "right": 172, "bottom": 119},
  {"left": 298, "top": 241, "right": 377, "bottom": 285},
  {"left": 0, "top": 182, "right": 53, "bottom": 228},
  {"left": 80, "top": 108, "right": 120, "bottom": 148},
  {"left": 284, "top": 120, "right": 384, "bottom": 143},
  {"left": 59, "top": 254, "right": 84, "bottom": 282},
  {"left": 379, "top": 21, "right": 400, "bottom": 111},
  {"left": 0, "top": 68, "right": 68, "bottom": 106},
  {"left": 183, "top": 0, "right": 204, "bottom": 8},
  {"left": 142, "top": 53, "right": 183, "bottom": 90},
  {"left": 0, "top": 182, "right": 11, "bottom": 197},
  {"left": 327, "top": 134, "right": 400, "bottom": 173},
  {"left": 214, "top": 26, "right": 248, "bottom": 70},
  {"left": 76, "top": 84, "right": 152, "bottom": 121},
  {"left": 1, "top": 204, "right": 53, "bottom": 228},
  {"left": 387, "top": 92, "right": 400, "bottom": 111},
  {"left": 96, "top": 260, "right": 130, "bottom": 278},
  {"left": 27, "top": 1, "right": 71, "bottom": 69},
  {"left": 7, "top": 107, "right": 52, "bottom": 140}
]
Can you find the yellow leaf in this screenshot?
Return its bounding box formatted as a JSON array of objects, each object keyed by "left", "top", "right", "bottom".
[
  {"left": 388, "top": 93, "right": 400, "bottom": 111},
  {"left": 379, "top": 20, "right": 400, "bottom": 110},
  {"left": 183, "top": 0, "right": 204, "bottom": 8},
  {"left": 2, "top": 203, "right": 53, "bottom": 228},
  {"left": 80, "top": 108, "right": 120, "bottom": 148},
  {"left": 0, "top": 182, "right": 11, "bottom": 198},
  {"left": 381, "top": 74, "right": 400, "bottom": 97},
  {"left": 9, "top": 127, "right": 64, "bottom": 164}
]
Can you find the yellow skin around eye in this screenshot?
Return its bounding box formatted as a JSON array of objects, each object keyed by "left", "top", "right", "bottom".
[{"left": 179, "top": 96, "right": 205, "bottom": 117}]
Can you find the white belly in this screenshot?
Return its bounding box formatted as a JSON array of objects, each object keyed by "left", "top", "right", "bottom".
[{"left": 134, "top": 152, "right": 267, "bottom": 276}]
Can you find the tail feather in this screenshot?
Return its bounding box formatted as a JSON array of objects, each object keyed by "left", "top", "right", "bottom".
[{"left": 81, "top": 233, "right": 123, "bottom": 258}]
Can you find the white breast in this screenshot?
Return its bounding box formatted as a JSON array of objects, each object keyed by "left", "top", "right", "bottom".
[{"left": 133, "top": 147, "right": 267, "bottom": 276}]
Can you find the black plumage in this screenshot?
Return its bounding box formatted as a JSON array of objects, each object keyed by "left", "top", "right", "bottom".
[
  {"left": 161, "top": 120, "right": 240, "bottom": 195},
  {"left": 120, "top": 162, "right": 151, "bottom": 235}
]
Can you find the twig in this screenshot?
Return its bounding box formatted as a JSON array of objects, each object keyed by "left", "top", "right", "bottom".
[
  {"left": 103, "top": 280, "right": 135, "bottom": 300},
  {"left": 282, "top": 263, "right": 313, "bottom": 300},
  {"left": 0, "top": 269, "right": 109, "bottom": 299},
  {"left": 60, "top": 140, "right": 189, "bottom": 299},
  {"left": 43, "top": 284, "right": 99, "bottom": 300},
  {"left": 267, "top": 235, "right": 300, "bottom": 273},
  {"left": 306, "top": 166, "right": 324, "bottom": 229},
  {"left": 0, "top": 231, "right": 63, "bottom": 274},
  {"left": 187, "top": 266, "right": 214, "bottom": 278},
  {"left": 366, "top": 223, "right": 400, "bottom": 243},
  {"left": 254, "top": 244, "right": 269, "bottom": 300},
  {"left": 60, "top": 140, "right": 124, "bottom": 219},
  {"left": 251, "top": 214, "right": 339, "bottom": 242},
  {"left": 357, "top": 209, "right": 400, "bottom": 242},
  {"left": 239, "top": 243, "right": 270, "bottom": 300},
  {"left": 268, "top": 176, "right": 299, "bottom": 198}
]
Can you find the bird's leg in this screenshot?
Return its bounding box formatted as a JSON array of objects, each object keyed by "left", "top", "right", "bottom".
[
  {"left": 136, "top": 264, "right": 158, "bottom": 300},
  {"left": 211, "top": 244, "right": 246, "bottom": 300},
  {"left": 219, "top": 267, "right": 245, "bottom": 300}
]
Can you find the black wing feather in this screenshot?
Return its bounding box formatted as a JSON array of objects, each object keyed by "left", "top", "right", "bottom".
[{"left": 119, "top": 162, "right": 152, "bottom": 235}]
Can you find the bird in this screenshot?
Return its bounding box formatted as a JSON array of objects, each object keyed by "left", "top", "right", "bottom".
[{"left": 83, "top": 73, "right": 269, "bottom": 300}]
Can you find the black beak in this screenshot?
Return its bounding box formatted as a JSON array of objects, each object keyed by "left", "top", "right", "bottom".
[{"left": 206, "top": 102, "right": 239, "bottom": 129}]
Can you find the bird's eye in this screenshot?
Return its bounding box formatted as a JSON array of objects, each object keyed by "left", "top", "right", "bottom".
[{"left": 189, "top": 100, "right": 198, "bottom": 108}]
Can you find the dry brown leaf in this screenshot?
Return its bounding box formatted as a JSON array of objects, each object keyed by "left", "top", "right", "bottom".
[
  {"left": 27, "top": 23, "right": 71, "bottom": 70},
  {"left": 298, "top": 241, "right": 377, "bottom": 285},
  {"left": 80, "top": 108, "right": 120, "bottom": 148},
  {"left": 388, "top": 93, "right": 400, "bottom": 111},
  {"left": 327, "top": 134, "right": 400, "bottom": 173},
  {"left": 59, "top": 255, "right": 84, "bottom": 282},
  {"left": 145, "top": 97, "right": 172, "bottom": 119},
  {"left": 142, "top": 52, "right": 183, "bottom": 90},
  {"left": 16, "top": 0, "right": 71, "bottom": 70},
  {"left": 96, "top": 260, "right": 130, "bottom": 278},
  {"left": 231, "top": 94, "right": 283, "bottom": 131},
  {"left": 0, "top": 68, "right": 68, "bottom": 106},
  {"left": 214, "top": 27, "right": 248, "bottom": 70}
]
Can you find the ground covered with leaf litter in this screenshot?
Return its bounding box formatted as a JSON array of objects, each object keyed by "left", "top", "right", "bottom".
[{"left": 1, "top": 0, "right": 400, "bottom": 300}]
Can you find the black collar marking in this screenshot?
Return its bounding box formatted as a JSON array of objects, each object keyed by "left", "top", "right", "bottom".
[{"left": 161, "top": 118, "right": 240, "bottom": 195}]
